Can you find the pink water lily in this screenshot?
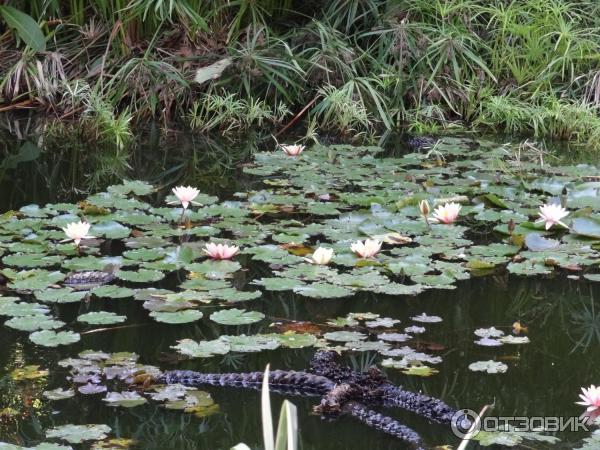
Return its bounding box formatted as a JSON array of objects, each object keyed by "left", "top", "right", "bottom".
[
  {"left": 280, "top": 144, "right": 305, "bottom": 156},
  {"left": 62, "top": 221, "right": 95, "bottom": 246},
  {"left": 351, "top": 239, "right": 382, "bottom": 258},
  {"left": 577, "top": 385, "right": 600, "bottom": 412},
  {"left": 536, "top": 203, "right": 568, "bottom": 230},
  {"left": 432, "top": 202, "right": 461, "bottom": 224},
  {"left": 204, "top": 243, "right": 239, "bottom": 260},
  {"left": 169, "top": 186, "right": 200, "bottom": 210}
]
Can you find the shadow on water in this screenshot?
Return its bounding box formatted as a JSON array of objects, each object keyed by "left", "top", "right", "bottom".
[{"left": 1, "top": 113, "right": 600, "bottom": 449}]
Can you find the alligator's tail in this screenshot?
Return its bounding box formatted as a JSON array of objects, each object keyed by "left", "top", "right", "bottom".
[
  {"left": 342, "top": 401, "right": 424, "bottom": 450},
  {"left": 382, "top": 385, "right": 457, "bottom": 424},
  {"left": 157, "top": 370, "right": 335, "bottom": 396}
]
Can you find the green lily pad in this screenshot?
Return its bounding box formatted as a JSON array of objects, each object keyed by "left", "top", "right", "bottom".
[
  {"left": 323, "top": 331, "right": 366, "bottom": 342},
  {"left": 293, "top": 283, "right": 353, "bottom": 299},
  {"left": 90, "top": 285, "right": 134, "bottom": 298},
  {"left": 43, "top": 387, "right": 75, "bottom": 400},
  {"left": 77, "top": 311, "right": 127, "bottom": 325},
  {"left": 35, "top": 288, "right": 87, "bottom": 303},
  {"left": 149, "top": 310, "right": 203, "bottom": 324},
  {"left": 29, "top": 330, "right": 81, "bottom": 347},
  {"left": 46, "top": 424, "right": 111, "bottom": 443},
  {"left": 222, "top": 334, "right": 280, "bottom": 352},
  {"left": 116, "top": 269, "right": 165, "bottom": 283},
  {"left": 5, "top": 315, "right": 64, "bottom": 331},
  {"left": 103, "top": 391, "right": 147, "bottom": 408},
  {"left": 107, "top": 180, "right": 154, "bottom": 196},
  {"left": 468, "top": 360, "right": 508, "bottom": 374},
  {"left": 2, "top": 253, "right": 63, "bottom": 268},
  {"left": 572, "top": 217, "right": 600, "bottom": 239},
  {"left": 91, "top": 221, "right": 131, "bottom": 239},
  {"left": 209, "top": 308, "right": 264, "bottom": 325},
  {"left": 7, "top": 270, "right": 65, "bottom": 290},
  {"left": 171, "top": 338, "right": 231, "bottom": 358}
]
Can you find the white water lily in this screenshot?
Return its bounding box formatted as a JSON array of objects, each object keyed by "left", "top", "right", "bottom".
[
  {"left": 305, "top": 247, "right": 334, "bottom": 265},
  {"left": 280, "top": 144, "right": 305, "bottom": 156},
  {"left": 432, "top": 202, "right": 461, "bottom": 224},
  {"left": 169, "top": 186, "right": 200, "bottom": 210},
  {"left": 536, "top": 203, "right": 568, "bottom": 230},
  {"left": 62, "top": 221, "right": 95, "bottom": 246},
  {"left": 351, "top": 239, "right": 382, "bottom": 258}
]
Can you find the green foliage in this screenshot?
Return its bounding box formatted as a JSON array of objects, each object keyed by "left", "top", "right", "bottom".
[{"left": 4, "top": 0, "right": 600, "bottom": 145}]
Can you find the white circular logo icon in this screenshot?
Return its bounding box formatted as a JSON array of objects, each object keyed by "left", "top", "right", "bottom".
[{"left": 451, "top": 409, "right": 480, "bottom": 439}]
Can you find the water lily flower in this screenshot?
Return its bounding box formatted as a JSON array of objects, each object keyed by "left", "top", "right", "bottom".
[
  {"left": 536, "top": 203, "right": 569, "bottom": 230},
  {"left": 351, "top": 239, "right": 382, "bottom": 258},
  {"left": 577, "top": 385, "right": 600, "bottom": 412},
  {"left": 419, "top": 199, "right": 430, "bottom": 217},
  {"left": 305, "top": 247, "right": 334, "bottom": 265},
  {"left": 62, "top": 221, "right": 94, "bottom": 246},
  {"left": 280, "top": 144, "right": 305, "bottom": 156},
  {"left": 169, "top": 186, "right": 200, "bottom": 210},
  {"left": 432, "top": 202, "right": 461, "bottom": 224},
  {"left": 204, "top": 243, "right": 239, "bottom": 260}
]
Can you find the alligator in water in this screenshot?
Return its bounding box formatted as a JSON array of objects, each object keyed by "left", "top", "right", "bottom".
[
  {"left": 63, "top": 264, "right": 117, "bottom": 290},
  {"left": 156, "top": 351, "right": 459, "bottom": 449},
  {"left": 407, "top": 136, "right": 437, "bottom": 150}
]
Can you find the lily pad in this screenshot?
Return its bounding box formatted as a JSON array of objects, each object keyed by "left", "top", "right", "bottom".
[
  {"left": 77, "top": 311, "right": 127, "bottom": 325},
  {"left": 103, "top": 391, "right": 147, "bottom": 408},
  {"left": 46, "top": 424, "right": 111, "bottom": 443},
  {"left": 149, "top": 310, "right": 203, "bottom": 324},
  {"left": 209, "top": 308, "right": 264, "bottom": 325},
  {"left": 30, "top": 330, "right": 81, "bottom": 347},
  {"left": 323, "top": 331, "right": 366, "bottom": 342},
  {"left": 469, "top": 360, "right": 508, "bottom": 374},
  {"left": 43, "top": 388, "right": 75, "bottom": 400},
  {"left": 171, "top": 338, "right": 231, "bottom": 358}
]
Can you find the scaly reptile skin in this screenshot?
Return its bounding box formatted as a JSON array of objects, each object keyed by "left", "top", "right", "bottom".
[{"left": 156, "top": 351, "right": 459, "bottom": 448}]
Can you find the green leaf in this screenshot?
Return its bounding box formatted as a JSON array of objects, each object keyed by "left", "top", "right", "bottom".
[
  {"left": 45, "top": 424, "right": 111, "bottom": 443},
  {"left": 323, "top": 331, "right": 366, "bottom": 342},
  {"left": 210, "top": 308, "right": 264, "bottom": 325},
  {"left": 43, "top": 387, "right": 75, "bottom": 400},
  {"left": 29, "top": 330, "right": 80, "bottom": 347},
  {"left": 468, "top": 360, "right": 508, "bottom": 374},
  {"left": 0, "top": 6, "right": 46, "bottom": 52},
  {"left": 103, "top": 391, "right": 147, "bottom": 408},
  {"left": 116, "top": 269, "right": 164, "bottom": 283},
  {"left": 222, "top": 334, "right": 280, "bottom": 352},
  {"left": 5, "top": 314, "right": 64, "bottom": 331},
  {"left": 77, "top": 311, "right": 126, "bottom": 325},
  {"left": 90, "top": 285, "right": 134, "bottom": 298},
  {"left": 572, "top": 217, "right": 600, "bottom": 239},
  {"left": 149, "top": 309, "right": 203, "bottom": 324},
  {"left": 171, "top": 338, "right": 231, "bottom": 358}
]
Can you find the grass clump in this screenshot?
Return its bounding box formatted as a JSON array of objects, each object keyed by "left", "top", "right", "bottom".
[{"left": 3, "top": 0, "right": 600, "bottom": 148}]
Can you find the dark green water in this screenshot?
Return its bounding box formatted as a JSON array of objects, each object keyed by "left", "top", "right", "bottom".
[{"left": 0, "top": 116, "right": 598, "bottom": 449}]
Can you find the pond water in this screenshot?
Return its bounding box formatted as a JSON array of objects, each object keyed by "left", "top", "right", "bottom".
[{"left": 1, "top": 118, "right": 600, "bottom": 450}]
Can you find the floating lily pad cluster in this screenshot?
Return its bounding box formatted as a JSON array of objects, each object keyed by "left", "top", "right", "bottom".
[
  {"left": 53, "top": 350, "right": 218, "bottom": 418},
  {"left": 0, "top": 138, "right": 587, "bottom": 359}
]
